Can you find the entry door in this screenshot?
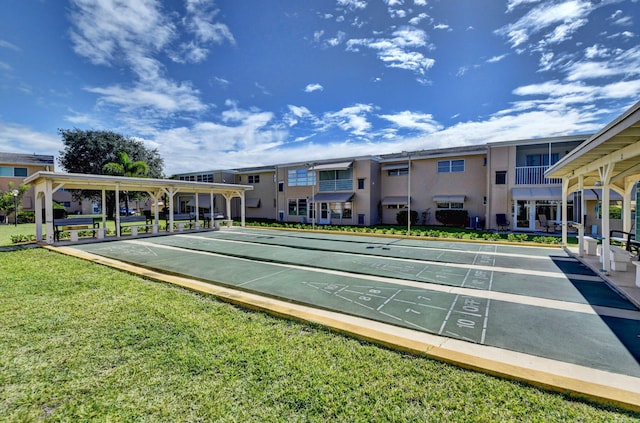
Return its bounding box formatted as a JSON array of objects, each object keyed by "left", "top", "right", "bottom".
[
  {"left": 319, "top": 203, "right": 331, "bottom": 225},
  {"left": 515, "top": 200, "right": 535, "bottom": 231}
]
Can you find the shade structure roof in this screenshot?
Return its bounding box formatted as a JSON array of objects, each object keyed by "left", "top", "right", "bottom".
[
  {"left": 545, "top": 100, "right": 640, "bottom": 191},
  {"left": 24, "top": 171, "right": 254, "bottom": 196}
]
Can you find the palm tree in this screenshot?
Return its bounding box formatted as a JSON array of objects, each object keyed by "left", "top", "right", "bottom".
[{"left": 102, "top": 151, "right": 149, "bottom": 216}]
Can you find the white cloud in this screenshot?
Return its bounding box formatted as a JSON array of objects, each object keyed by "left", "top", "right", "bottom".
[
  {"left": 0, "top": 121, "right": 62, "bottom": 157},
  {"left": 379, "top": 111, "right": 442, "bottom": 133},
  {"left": 0, "top": 40, "right": 20, "bottom": 51},
  {"left": 346, "top": 26, "right": 435, "bottom": 75},
  {"left": 487, "top": 54, "right": 508, "bottom": 63},
  {"left": 85, "top": 78, "right": 206, "bottom": 114},
  {"left": 337, "top": 0, "right": 367, "bottom": 10},
  {"left": 433, "top": 24, "right": 451, "bottom": 31},
  {"left": 323, "top": 104, "right": 374, "bottom": 136},
  {"left": 408, "top": 13, "right": 429, "bottom": 25},
  {"left": 496, "top": 0, "right": 595, "bottom": 49},
  {"left": 304, "top": 83, "right": 324, "bottom": 93}
]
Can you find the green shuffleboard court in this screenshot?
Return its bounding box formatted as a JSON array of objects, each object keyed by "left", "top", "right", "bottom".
[{"left": 71, "top": 228, "right": 640, "bottom": 379}]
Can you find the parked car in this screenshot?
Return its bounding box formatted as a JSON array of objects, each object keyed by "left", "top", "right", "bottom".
[{"left": 120, "top": 207, "right": 137, "bottom": 215}]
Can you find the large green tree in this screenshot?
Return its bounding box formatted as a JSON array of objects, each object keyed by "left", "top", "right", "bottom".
[
  {"left": 58, "top": 129, "right": 164, "bottom": 217},
  {"left": 102, "top": 151, "right": 150, "bottom": 216}
]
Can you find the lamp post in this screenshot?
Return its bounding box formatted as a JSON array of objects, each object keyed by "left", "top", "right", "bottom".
[
  {"left": 12, "top": 189, "right": 19, "bottom": 227},
  {"left": 402, "top": 152, "right": 411, "bottom": 236},
  {"left": 307, "top": 163, "right": 316, "bottom": 230}
]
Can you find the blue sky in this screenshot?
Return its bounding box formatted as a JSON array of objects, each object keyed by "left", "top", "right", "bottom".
[{"left": 1, "top": 0, "right": 639, "bottom": 175}]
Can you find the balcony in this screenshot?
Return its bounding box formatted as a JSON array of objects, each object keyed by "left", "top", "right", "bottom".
[
  {"left": 319, "top": 179, "right": 353, "bottom": 192},
  {"left": 515, "top": 166, "right": 562, "bottom": 185}
]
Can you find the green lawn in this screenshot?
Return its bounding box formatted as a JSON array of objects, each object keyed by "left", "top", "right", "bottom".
[{"left": 1, "top": 248, "right": 638, "bottom": 421}]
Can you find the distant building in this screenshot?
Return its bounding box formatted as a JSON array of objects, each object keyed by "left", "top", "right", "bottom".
[{"left": 0, "top": 152, "right": 54, "bottom": 220}]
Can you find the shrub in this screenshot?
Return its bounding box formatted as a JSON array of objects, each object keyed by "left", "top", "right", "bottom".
[
  {"left": 435, "top": 210, "right": 469, "bottom": 227},
  {"left": 396, "top": 210, "right": 419, "bottom": 227}
]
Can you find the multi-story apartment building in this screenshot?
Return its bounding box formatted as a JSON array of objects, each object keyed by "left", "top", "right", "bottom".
[
  {"left": 486, "top": 135, "right": 616, "bottom": 234},
  {"left": 173, "top": 135, "right": 611, "bottom": 233},
  {"left": 273, "top": 157, "right": 382, "bottom": 226},
  {"left": 379, "top": 146, "right": 488, "bottom": 226},
  {"left": 0, "top": 152, "right": 54, "bottom": 221}
]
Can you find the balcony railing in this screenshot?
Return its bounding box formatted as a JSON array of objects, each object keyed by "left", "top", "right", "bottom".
[
  {"left": 319, "top": 179, "right": 353, "bottom": 192},
  {"left": 515, "top": 166, "right": 562, "bottom": 185}
]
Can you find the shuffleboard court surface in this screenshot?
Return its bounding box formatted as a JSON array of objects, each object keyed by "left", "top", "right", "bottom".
[{"left": 71, "top": 228, "right": 640, "bottom": 378}]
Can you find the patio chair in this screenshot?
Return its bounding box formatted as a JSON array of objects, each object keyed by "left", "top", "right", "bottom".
[
  {"left": 538, "top": 214, "right": 556, "bottom": 233},
  {"left": 496, "top": 214, "right": 510, "bottom": 231}
]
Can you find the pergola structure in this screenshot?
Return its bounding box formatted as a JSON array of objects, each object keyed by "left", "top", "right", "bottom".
[
  {"left": 546, "top": 100, "right": 640, "bottom": 273},
  {"left": 24, "top": 171, "right": 253, "bottom": 245}
]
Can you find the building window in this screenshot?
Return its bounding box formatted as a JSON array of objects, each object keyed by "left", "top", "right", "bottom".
[
  {"left": 495, "top": 170, "right": 507, "bottom": 185},
  {"left": 386, "top": 204, "right": 404, "bottom": 209},
  {"left": 526, "top": 153, "right": 559, "bottom": 166},
  {"left": 358, "top": 178, "right": 365, "bottom": 189},
  {"left": 248, "top": 175, "right": 260, "bottom": 184},
  {"left": 437, "top": 160, "right": 464, "bottom": 173},
  {"left": 387, "top": 168, "right": 408, "bottom": 176},
  {"left": 278, "top": 181, "right": 284, "bottom": 192},
  {"left": 436, "top": 202, "right": 464, "bottom": 209},
  {"left": 288, "top": 198, "right": 309, "bottom": 216},
  {"left": 288, "top": 169, "right": 316, "bottom": 186},
  {"left": 0, "top": 167, "right": 28, "bottom": 177},
  {"left": 288, "top": 199, "right": 297, "bottom": 215}
]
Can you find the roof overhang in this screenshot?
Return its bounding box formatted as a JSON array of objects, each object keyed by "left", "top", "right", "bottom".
[
  {"left": 382, "top": 163, "right": 409, "bottom": 171},
  {"left": 382, "top": 196, "right": 408, "bottom": 205},
  {"left": 545, "top": 100, "right": 640, "bottom": 192},
  {"left": 24, "top": 171, "right": 254, "bottom": 195},
  {"left": 309, "top": 161, "right": 353, "bottom": 171},
  {"left": 433, "top": 195, "right": 465, "bottom": 202},
  {"left": 313, "top": 192, "right": 354, "bottom": 202}
]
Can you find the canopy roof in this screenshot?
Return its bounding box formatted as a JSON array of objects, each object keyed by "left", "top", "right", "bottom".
[
  {"left": 545, "top": 100, "right": 640, "bottom": 191},
  {"left": 25, "top": 171, "right": 253, "bottom": 195}
]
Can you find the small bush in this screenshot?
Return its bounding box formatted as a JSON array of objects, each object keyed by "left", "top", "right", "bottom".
[
  {"left": 435, "top": 210, "right": 469, "bottom": 227},
  {"left": 396, "top": 210, "right": 418, "bottom": 227}
]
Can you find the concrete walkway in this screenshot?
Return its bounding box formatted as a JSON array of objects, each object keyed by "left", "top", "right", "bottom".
[{"left": 51, "top": 228, "right": 640, "bottom": 412}]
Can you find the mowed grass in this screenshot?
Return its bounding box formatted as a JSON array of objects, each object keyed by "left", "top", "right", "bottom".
[{"left": 1, "top": 249, "right": 639, "bottom": 422}]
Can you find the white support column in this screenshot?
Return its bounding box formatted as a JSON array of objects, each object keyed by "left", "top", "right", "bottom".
[
  {"left": 195, "top": 193, "right": 200, "bottom": 229},
  {"left": 162, "top": 187, "right": 180, "bottom": 233},
  {"left": 115, "top": 185, "right": 121, "bottom": 237},
  {"left": 225, "top": 194, "right": 232, "bottom": 224},
  {"left": 101, "top": 189, "right": 107, "bottom": 231},
  {"left": 210, "top": 192, "right": 215, "bottom": 228},
  {"left": 45, "top": 179, "right": 54, "bottom": 244},
  {"left": 240, "top": 191, "right": 246, "bottom": 227},
  {"left": 35, "top": 190, "right": 43, "bottom": 242},
  {"left": 578, "top": 176, "right": 585, "bottom": 257},
  {"left": 561, "top": 177, "right": 569, "bottom": 246},
  {"left": 599, "top": 164, "right": 613, "bottom": 273},
  {"left": 623, "top": 179, "right": 634, "bottom": 233}
]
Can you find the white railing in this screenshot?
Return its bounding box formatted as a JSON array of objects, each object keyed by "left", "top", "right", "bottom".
[
  {"left": 319, "top": 179, "right": 353, "bottom": 192},
  {"left": 515, "top": 166, "right": 561, "bottom": 185}
]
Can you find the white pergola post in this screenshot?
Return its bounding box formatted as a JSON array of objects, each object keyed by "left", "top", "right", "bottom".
[
  {"left": 240, "top": 191, "right": 246, "bottom": 227},
  {"left": 599, "top": 164, "right": 613, "bottom": 273},
  {"left": 577, "top": 176, "right": 585, "bottom": 257},
  {"left": 44, "top": 179, "right": 54, "bottom": 244},
  {"left": 35, "top": 191, "right": 43, "bottom": 242},
  {"left": 195, "top": 193, "right": 200, "bottom": 229},
  {"left": 115, "top": 184, "right": 121, "bottom": 237},
  {"left": 561, "top": 177, "right": 569, "bottom": 246}
]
